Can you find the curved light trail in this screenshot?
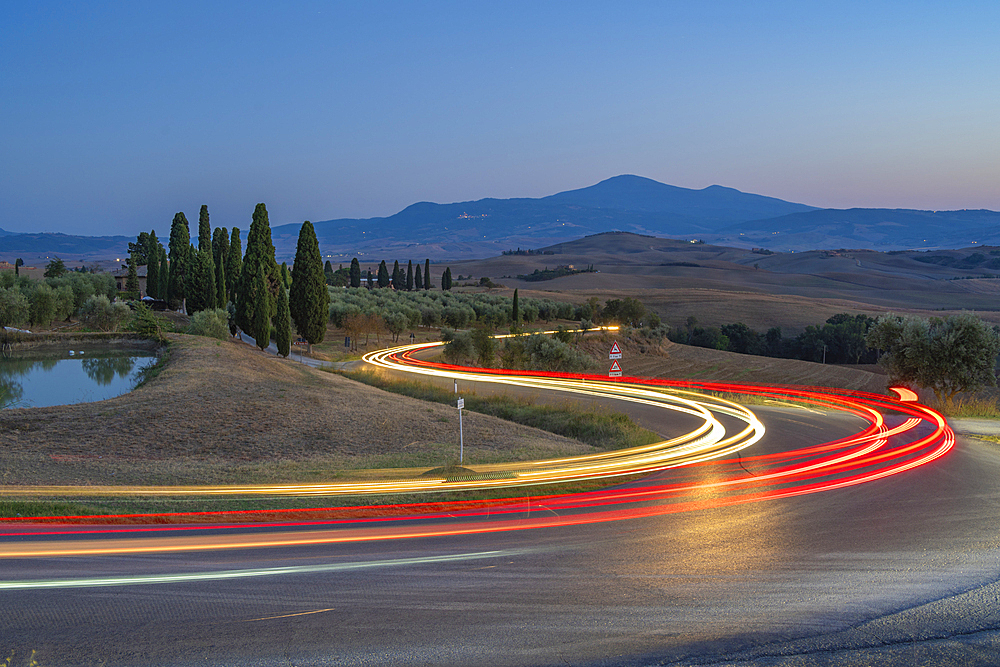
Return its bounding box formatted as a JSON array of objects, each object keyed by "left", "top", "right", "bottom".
[{"left": 0, "top": 331, "right": 953, "bottom": 567}]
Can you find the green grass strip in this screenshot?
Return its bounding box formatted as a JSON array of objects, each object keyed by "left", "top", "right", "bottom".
[{"left": 340, "top": 370, "right": 661, "bottom": 451}]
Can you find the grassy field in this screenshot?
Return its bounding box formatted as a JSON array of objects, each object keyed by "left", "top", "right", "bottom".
[
  {"left": 442, "top": 233, "right": 1000, "bottom": 335},
  {"left": 0, "top": 334, "right": 600, "bottom": 489},
  {"left": 339, "top": 370, "right": 661, "bottom": 451}
]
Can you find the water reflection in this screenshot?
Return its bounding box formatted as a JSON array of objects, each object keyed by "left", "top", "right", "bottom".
[
  {"left": 0, "top": 350, "right": 156, "bottom": 408},
  {"left": 81, "top": 356, "right": 136, "bottom": 385},
  {"left": 0, "top": 378, "right": 23, "bottom": 409}
]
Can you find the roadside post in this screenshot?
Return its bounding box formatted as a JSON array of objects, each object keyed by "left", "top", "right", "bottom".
[
  {"left": 457, "top": 397, "right": 465, "bottom": 463},
  {"left": 609, "top": 341, "right": 623, "bottom": 378}
]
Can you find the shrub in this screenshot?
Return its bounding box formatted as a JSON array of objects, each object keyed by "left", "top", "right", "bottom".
[
  {"left": 443, "top": 330, "right": 474, "bottom": 362},
  {"left": 79, "top": 295, "right": 131, "bottom": 332},
  {"left": 28, "top": 282, "right": 57, "bottom": 327},
  {"left": 523, "top": 334, "right": 593, "bottom": 372},
  {"left": 499, "top": 338, "right": 528, "bottom": 369},
  {"left": 470, "top": 325, "right": 496, "bottom": 366},
  {"left": 0, "top": 287, "right": 30, "bottom": 329},
  {"left": 126, "top": 303, "right": 166, "bottom": 339},
  {"left": 187, "top": 308, "right": 231, "bottom": 341}
]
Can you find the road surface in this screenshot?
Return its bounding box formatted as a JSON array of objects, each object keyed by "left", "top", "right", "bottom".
[{"left": 1, "top": 342, "right": 998, "bottom": 666}]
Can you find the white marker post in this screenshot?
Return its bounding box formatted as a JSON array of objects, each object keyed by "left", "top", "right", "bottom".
[{"left": 457, "top": 397, "right": 465, "bottom": 463}]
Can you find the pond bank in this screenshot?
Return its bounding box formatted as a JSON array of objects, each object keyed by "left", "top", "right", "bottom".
[{"left": 3, "top": 331, "right": 162, "bottom": 353}]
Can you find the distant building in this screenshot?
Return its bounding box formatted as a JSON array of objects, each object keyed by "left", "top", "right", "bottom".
[
  {"left": 0, "top": 261, "right": 42, "bottom": 280},
  {"left": 111, "top": 264, "right": 148, "bottom": 297}
]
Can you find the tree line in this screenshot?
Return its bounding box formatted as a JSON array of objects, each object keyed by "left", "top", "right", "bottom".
[
  {"left": 668, "top": 311, "right": 1000, "bottom": 404},
  {"left": 322, "top": 257, "right": 459, "bottom": 291},
  {"left": 0, "top": 269, "right": 118, "bottom": 330},
  {"left": 668, "top": 313, "right": 878, "bottom": 364}
]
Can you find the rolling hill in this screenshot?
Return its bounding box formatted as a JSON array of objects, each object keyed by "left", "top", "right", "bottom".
[
  {"left": 5, "top": 175, "right": 1000, "bottom": 261},
  {"left": 279, "top": 176, "right": 1000, "bottom": 259}
]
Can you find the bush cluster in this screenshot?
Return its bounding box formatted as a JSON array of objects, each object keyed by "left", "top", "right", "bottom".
[
  {"left": 187, "top": 308, "right": 231, "bottom": 341},
  {"left": 78, "top": 294, "right": 131, "bottom": 332},
  {"left": 669, "top": 313, "right": 878, "bottom": 364},
  {"left": 0, "top": 271, "right": 117, "bottom": 329}
]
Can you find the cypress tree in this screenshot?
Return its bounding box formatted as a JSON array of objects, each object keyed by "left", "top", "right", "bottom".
[
  {"left": 324, "top": 260, "right": 334, "bottom": 285},
  {"left": 415, "top": 264, "right": 423, "bottom": 290},
  {"left": 424, "top": 259, "right": 431, "bottom": 290},
  {"left": 236, "top": 203, "right": 279, "bottom": 335},
  {"left": 215, "top": 246, "right": 227, "bottom": 307},
  {"left": 158, "top": 252, "right": 169, "bottom": 301},
  {"left": 367, "top": 270, "right": 372, "bottom": 288},
  {"left": 146, "top": 230, "right": 161, "bottom": 299},
  {"left": 213, "top": 226, "right": 229, "bottom": 261},
  {"left": 289, "top": 220, "right": 329, "bottom": 353},
  {"left": 406, "top": 260, "right": 414, "bottom": 291},
  {"left": 167, "top": 212, "right": 191, "bottom": 309},
  {"left": 349, "top": 258, "right": 361, "bottom": 288},
  {"left": 442, "top": 267, "right": 452, "bottom": 291},
  {"left": 248, "top": 262, "right": 271, "bottom": 351},
  {"left": 213, "top": 227, "right": 229, "bottom": 306},
  {"left": 228, "top": 227, "right": 242, "bottom": 302},
  {"left": 377, "top": 260, "right": 390, "bottom": 288},
  {"left": 187, "top": 248, "right": 217, "bottom": 313},
  {"left": 189, "top": 205, "right": 216, "bottom": 312},
  {"left": 512, "top": 288, "right": 520, "bottom": 330},
  {"left": 281, "top": 262, "right": 291, "bottom": 290},
  {"left": 275, "top": 285, "right": 291, "bottom": 358},
  {"left": 391, "top": 260, "right": 401, "bottom": 289},
  {"left": 125, "top": 256, "right": 140, "bottom": 298},
  {"left": 198, "top": 205, "right": 212, "bottom": 253}
]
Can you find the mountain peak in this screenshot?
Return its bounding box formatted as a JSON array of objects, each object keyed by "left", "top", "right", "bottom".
[{"left": 542, "top": 175, "right": 815, "bottom": 220}]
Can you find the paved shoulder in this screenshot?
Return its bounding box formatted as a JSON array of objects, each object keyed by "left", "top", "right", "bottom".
[{"left": 950, "top": 418, "right": 1000, "bottom": 437}]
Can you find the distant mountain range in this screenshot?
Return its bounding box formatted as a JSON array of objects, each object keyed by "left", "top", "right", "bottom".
[
  {"left": 271, "top": 175, "right": 821, "bottom": 261},
  {"left": 4, "top": 175, "right": 1000, "bottom": 262},
  {"left": 0, "top": 231, "right": 133, "bottom": 263}
]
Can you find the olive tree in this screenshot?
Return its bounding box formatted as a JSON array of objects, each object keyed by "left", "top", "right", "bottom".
[{"left": 866, "top": 313, "right": 1000, "bottom": 405}]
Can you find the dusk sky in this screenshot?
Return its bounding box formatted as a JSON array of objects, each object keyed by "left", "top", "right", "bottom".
[{"left": 4, "top": 1, "right": 999, "bottom": 238}]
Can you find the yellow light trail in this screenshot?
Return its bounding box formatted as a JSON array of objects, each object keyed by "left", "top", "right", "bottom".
[{"left": 0, "top": 332, "right": 765, "bottom": 500}]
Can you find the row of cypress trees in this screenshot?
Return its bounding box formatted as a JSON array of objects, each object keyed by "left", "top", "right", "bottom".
[
  {"left": 361, "top": 258, "right": 454, "bottom": 291},
  {"left": 362, "top": 258, "right": 435, "bottom": 290},
  {"left": 134, "top": 203, "right": 329, "bottom": 357}
]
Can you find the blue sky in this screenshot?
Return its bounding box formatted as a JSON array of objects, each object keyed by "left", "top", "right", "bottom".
[{"left": 3, "top": 1, "right": 998, "bottom": 237}]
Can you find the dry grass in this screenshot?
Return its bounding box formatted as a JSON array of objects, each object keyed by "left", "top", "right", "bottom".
[
  {"left": 933, "top": 395, "right": 1000, "bottom": 419},
  {"left": 0, "top": 333, "right": 595, "bottom": 487},
  {"left": 448, "top": 232, "right": 1000, "bottom": 335},
  {"left": 571, "top": 330, "right": 888, "bottom": 393}
]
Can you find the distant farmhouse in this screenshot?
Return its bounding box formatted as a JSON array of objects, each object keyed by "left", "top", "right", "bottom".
[
  {"left": 110, "top": 264, "right": 147, "bottom": 298},
  {"left": 0, "top": 260, "right": 43, "bottom": 280}
]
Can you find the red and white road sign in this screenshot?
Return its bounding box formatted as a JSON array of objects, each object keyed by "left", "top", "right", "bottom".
[
  {"left": 609, "top": 341, "right": 622, "bottom": 359},
  {"left": 609, "top": 360, "right": 622, "bottom": 377}
]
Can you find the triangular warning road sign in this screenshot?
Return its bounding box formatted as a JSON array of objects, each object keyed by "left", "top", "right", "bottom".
[
  {"left": 609, "top": 341, "right": 622, "bottom": 359},
  {"left": 609, "top": 360, "right": 622, "bottom": 372}
]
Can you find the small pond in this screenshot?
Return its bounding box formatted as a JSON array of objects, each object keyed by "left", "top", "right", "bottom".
[{"left": 0, "top": 348, "right": 159, "bottom": 408}]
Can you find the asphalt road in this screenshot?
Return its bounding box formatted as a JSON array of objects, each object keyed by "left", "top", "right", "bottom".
[{"left": 1, "top": 396, "right": 998, "bottom": 666}]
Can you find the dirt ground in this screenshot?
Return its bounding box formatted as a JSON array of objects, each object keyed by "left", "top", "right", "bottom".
[{"left": 0, "top": 334, "right": 592, "bottom": 486}]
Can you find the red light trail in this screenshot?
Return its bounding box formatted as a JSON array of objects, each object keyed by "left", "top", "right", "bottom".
[{"left": 0, "top": 338, "right": 951, "bottom": 561}]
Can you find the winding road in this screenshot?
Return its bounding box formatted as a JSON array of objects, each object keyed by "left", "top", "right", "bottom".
[{"left": 1, "top": 340, "right": 998, "bottom": 666}]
